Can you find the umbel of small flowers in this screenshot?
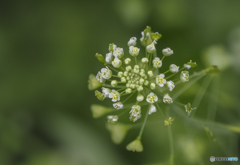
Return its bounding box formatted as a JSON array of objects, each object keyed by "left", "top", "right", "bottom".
[{"left": 88, "top": 26, "right": 202, "bottom": 152}]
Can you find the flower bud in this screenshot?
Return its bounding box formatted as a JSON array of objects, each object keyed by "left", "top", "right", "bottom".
[
  {"left": 162, "top": 47, "right": 173, "bottom": 56},
  {"left": 95, "top": 90, "right": 104, "bottom": 101},
  {"left": 95, "top": 53, "right": 105, "bottom": 63}
]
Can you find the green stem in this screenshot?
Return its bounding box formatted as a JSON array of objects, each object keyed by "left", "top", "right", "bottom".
[
  {"left": 172, "top": 74, "right": 205, "bottom": 100},
  {"left": 164, "top": 70, "right": 170, "bottom": 75},
  {"left": 103, "top": 84, "right": 126, "bottom": 88},
  {"left": 168, "top": 124, "right": 174, "bottom": 165},
  {"left": 161, "top": 55, "right": 166, "bottom": 61},
  {"left": 138, "top": 108, "right": 149, "bottom": 137},
  {"left": 107, "top": 65, "right": 119, "bottom": 73},
  {"left": 122, "top": 91, "right": 136, "bottom": 103},
  {"left": 165, "top": 67, "right": 184, "bottom": 80},
  {"left": 192, "top": 76, "right": 213, "bottom": 116},
  {"left": 207, "top": 75, "right": 220, "bottom": 120},
  {"left": 155, "top": 103, "right": 166, "bottom": 117}
]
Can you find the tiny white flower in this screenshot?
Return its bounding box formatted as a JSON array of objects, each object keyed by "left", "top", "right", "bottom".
[
  {"left": 180, "top": 71, "right": 189, "bottom": 82},
  {"left": 102, "top": 87, "right": 111, "bottom": 98},
  {"left": 118, "top": 71, "right": 123, "bottom": 77},
  {"left": 169, "top": 64, "right": 179, "bottom": 73},
  {"left": 113, "top": 102, "right": 123, "bottom": 110},
  {"left": 125, "top": 88, "right": 132, "bottom": 94},
  {"left": 146, "top": 41, "right": 156, "bottom": 53},
  {"left": 156, "top": 74, "right": 166, "bottom": 87},
  {"left": 101, "top": 67, "right": 112, "bottom": 79},
  {"left": 112, "top": 58, "right": 122, "bottom": 68},
  {"left": 133, "top": 65, "right": 140, "bottom": 73},
  {"left": 128, "top": 37, "right": 137, "bottom": 47},
  {"left": 139, "top": 78, "right": 144, "bottom": 85},
  {"left": 163, "top": 94, "right": 173, "bottom": 104},
  {"left": 121, "top": 77, "right": 126, "bottom": 83},
  {"left": 105, "top": 52, "right": 113, "bottom": 64},
  {"left": 129, "top": 105, "right": 141, "bottom": 122},
  {"left": 125, "top": 66, "right": 132, "bottom": 71},
  {"left": 107, "top": 115, "right": 118, "bottom": 124},
  {"left": 146, "top": 92, "right": 158, "bottom": 103},
  {"left": 129, "top": 46, "right": 140, "bottom": 57},
  {"left": 96, "top": 71, "right": 105, "bottom": 83},
  {"left": 113, "top": 47, "right": 124, "bottom": 59},
  {"left": 148, "top": 104, "right": 157, "bottom": 115},
  {"left": 162, "top": 47, "right": 173, "bottom": 56},
  {"left": 136, "top": 94, "right": 144, "bottom": 102},
  {"left": 137, "top": 86, "right": 143, "bottom": 91},
  {"left": 150, "top": 83, "right": 156, "bottom": 90},
  {"left": 184, "top": 64, "right": 191, "bottom": 69},
  {"left": 109, "top": 90, "right": 120, "bottom": 102},
  {"left": 147, "top": 70, "right": 153, "bottom": 77},
  {"left": 111, "top": 80, "right": 118, "bottom": 87},
  {"left": 144, "top": 80, "right": 149, "bottom": 86},
  {"left": 167, "top": 81, "right": 175, "bottom": 91},
  {"left": 152, "top": 57, "right": 162, "bottom": 68},
  {"left": 124, "top": 58, "right": 131, "bottom": 65},
  {"left": 141, "top": 57, "right": 149, "bottom": 63}
]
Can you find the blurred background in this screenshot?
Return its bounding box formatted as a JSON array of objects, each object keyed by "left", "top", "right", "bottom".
[{"left": 0, "top": 0, "right": 240, "bottom": 165}]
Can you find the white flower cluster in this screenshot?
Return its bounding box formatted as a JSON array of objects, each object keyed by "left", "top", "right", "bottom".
[{"left": 91, "top": 26, "right": 196, "bottom": 124}]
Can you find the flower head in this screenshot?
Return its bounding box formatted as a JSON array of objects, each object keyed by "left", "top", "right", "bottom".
[
  {"left": 129, "top": 46, "right": 140, "bottom": 57},
  {"left": 113, "top": 102, "right": 123, "bottom": 110},
  {"left": 109, "top": 90, "right": 120, "bottom": 102},
  {"left": 128, "top": 37, "right": 137, "bottom": 47},
  {"left": 89, "top": 26, "right": 198, "bottom": 151},
  {"left": 113, "top": 47, "right": 124, "bottom": 59},
  {"left": 96, "top": 71, "right": 104, "bottom": 83},
  {"left": 152, "top": 57, "right": 162, "bottom": 68},
  {"left": 112, "top": 58, "right": 122, "bottom": 68},
  {"left": 163, "top": 93, "right": 173, "bottom": 104},
  {"left": 146, "top": 92, "right": 158, "bottom": 103},
  {"left": 169, "top": 64, "right": 179, "bottom": 73},
  {"left": 129, "top": 105, "right": 141, "bottom": 122},
  {"left": 156, "top": 74, "right": 166, "bottom": 87},
  {"left": 102, "top": 87, "right": 111, "bottom": 98},
  {"left": 162, "top": 47, "right": 173, "bottom": 56},
  {"left": 148, "top": 104, "right": 157, "bottom": 115},
  {"left": 167, "top": 81, "right": 175, "bottom": 91},
  {"left": 146, "top": 41, "right": 156, "bottom": 53},
  {"left": 105, "top": 52, "right": 113, "bottom": 64},
  {"left": 180, "top": 70, "right": 190, "bottom": 82}
]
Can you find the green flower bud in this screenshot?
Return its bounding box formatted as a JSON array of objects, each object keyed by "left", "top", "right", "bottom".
[
  {"left": 91, "top": 104, "right": 112, "bottom": 118},
  {"left": 187, "top": 60, "right": 197, "bottom": 68},
  {"left": 109, "top": 43, "right": 116, "bottom": 52},
  {"left": 95, "top": 53, "right": 105, "bottom": 63},
  {"left": 151, "top": 32, "right": 162, "bottom": 41},
  {"left": 95, "top": 90, "right": 104, "bottom": 101}
]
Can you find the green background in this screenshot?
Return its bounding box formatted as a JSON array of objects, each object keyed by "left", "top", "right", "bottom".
[{"left": 0, "top": 0, "right": 240, "bottom": 164}]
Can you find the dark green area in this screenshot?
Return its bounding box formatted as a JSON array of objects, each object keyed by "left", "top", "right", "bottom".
[{"left": 0, "top": 0, "right": 240, "bottom": 165}]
